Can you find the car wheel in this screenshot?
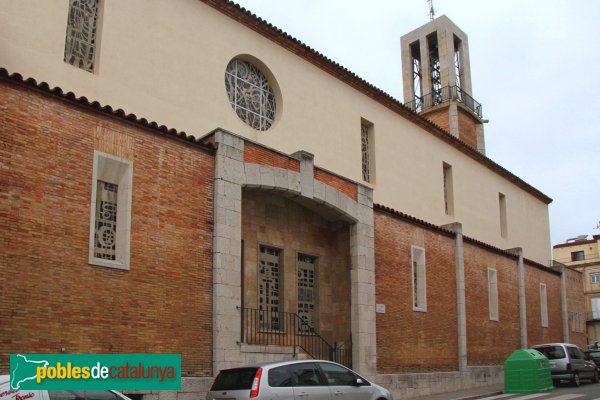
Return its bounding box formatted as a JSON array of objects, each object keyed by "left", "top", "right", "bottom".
[
  {"left": 593, "top": 370, "right": 599, "bottom": 383},
  {"left": 572, "top": 372, "right": 580, "bottom": 387}
]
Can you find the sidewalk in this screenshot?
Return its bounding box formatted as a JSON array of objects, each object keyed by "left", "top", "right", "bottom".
[{"left": 415, "top": 383, "right": 504, "bottom": 400}]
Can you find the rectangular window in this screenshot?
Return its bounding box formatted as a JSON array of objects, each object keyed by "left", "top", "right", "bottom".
[
  {"left": 591, "top": 274, "right": 600, "bottom": 284},
  {"left": 88, "top": 151, "right": 133, "bottom": 270},
  {"left": 592, "top": 298, "right": 600, "bottom": 319},
  {"left": 572, "top": 251, "right": 585, "bottom": 262},
  {"left": 258, "top": 245, "right": 282, "bottom": 332},
  {"left": 361, "top": 120, "right": 375, "bottom": 183},
  {"left": 540, "top": 283, "right": 548, "bottom": 327},
  {"left": 488, "top": 268, "right": 499, "bottom": 321},
  {"left": 64, "top": 0, "right": 100, "bottom": 72},
  {"left": 499, "top": 193, "right": 508, "bottom": 238},
  {"left": 411, "top": 246, "right": 427, "bottom": 312},
  {"left": 443, "top": 162, "right": 454, "bottom": 216}
]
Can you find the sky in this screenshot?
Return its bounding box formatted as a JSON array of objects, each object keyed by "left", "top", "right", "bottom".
[{"left": 233, "top": 0, "right": 600, "bottom": 246}]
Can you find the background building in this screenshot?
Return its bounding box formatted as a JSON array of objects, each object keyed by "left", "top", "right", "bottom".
[
  {"left": 554, "top": 235, "right": 600, "bottom": 344},
  {"left": 0, "top": 0, "right": 585, "bottom": 398}
]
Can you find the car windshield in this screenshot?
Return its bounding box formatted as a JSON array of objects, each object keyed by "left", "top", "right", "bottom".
[
  {"left": 534, "top": 346, "right": 566, "bottom": 360},
  {"left": 210, "top": 368, "right": 258, "bottom": 391},
  {"left": 588, "top": 351, "right": 600, "bottom": 358}
]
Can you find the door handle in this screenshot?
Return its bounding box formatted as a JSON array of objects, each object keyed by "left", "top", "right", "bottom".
[
  {"left": 298, "top": 393, "right": 309, "bottom": 398},
  {"left": 333, "top": 391, "right": 343, "bottom": 396}
]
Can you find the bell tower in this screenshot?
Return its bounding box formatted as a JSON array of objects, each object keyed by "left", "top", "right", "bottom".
[{"left": 401, "top": 15, "right": 486, "bottom": 154}]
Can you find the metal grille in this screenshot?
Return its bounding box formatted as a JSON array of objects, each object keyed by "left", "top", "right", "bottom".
[
  {"left": 428, "top": 34, "right": 442, "bottom": 105},
  {"left": 64, "top": 0, "right": 98, "bottom": 72},
  {"left": 94, "top": 181, "right": 117, "bottom": 260},
  {"left": 259, "top": 245, "right": 281, "bottom": 331},
  {"left": 411, "top": 43, "right": 423, "bottom": 112},
  {"left": 361, "top": 124, "right": 370, "bottom": 182},
  {"left": 225, "top": 59, "right": 276, "bottom": 131},
  {"left": 454, "top": 39, "right": 462, "bottom": 91},
  {"left": 297, "top": 254, "right": 317, "bottom": 333}
]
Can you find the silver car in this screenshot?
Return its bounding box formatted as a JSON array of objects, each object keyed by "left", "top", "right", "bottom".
[
  {"left": 206, "top": 360, "right": 392, "bottom": 400},
  {"left": 532, "top": 343, "right": 599, "bottom": 386}
]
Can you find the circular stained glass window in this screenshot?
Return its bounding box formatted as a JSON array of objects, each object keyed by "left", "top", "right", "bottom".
[{"left": 225, "top": 58, "right": 276, "bottom": 131}]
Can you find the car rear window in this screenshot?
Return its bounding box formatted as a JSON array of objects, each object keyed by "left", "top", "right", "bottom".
[
  {"left": 211, "top": 368, "right": 258, "bottom": 391},
  {"left": 534, "top": 345, "right": 566, "bottom": 360},
  {"left": 588, "top": 351, "right": 600, "bottom": 357}
]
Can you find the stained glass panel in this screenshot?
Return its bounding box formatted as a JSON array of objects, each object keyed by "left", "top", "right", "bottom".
[
  {"left": 225, "top": 59, "right": 276, "bottom": 131},
  {"left": 64, "top": 0, "right": 99, "bottom": 72}
]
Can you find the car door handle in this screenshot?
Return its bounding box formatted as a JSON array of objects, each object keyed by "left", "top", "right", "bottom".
[
  {"left": 333, "top": 391, "right": 343, "bottom": 396},
  {"left": 297, "top": 393, "right": 309, "bottom": 398}
]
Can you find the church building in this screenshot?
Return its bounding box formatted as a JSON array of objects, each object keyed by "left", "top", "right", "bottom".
[{"left": 0, "top": 1, "right": 585, "bottom": 398}]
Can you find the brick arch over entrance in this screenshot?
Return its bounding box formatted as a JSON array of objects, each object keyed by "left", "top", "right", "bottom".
[{"left": 208, "top": 130, "right": 375, "bottom": 376}]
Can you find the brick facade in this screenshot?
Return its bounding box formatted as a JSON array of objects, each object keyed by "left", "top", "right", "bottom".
[
  {"left": 375, "top": 210, "right": 458, "bottom": 373},
  {"left": 0, "top": 80, "right": 214, "bottom": 376},
  {"left": 464, "top": 243, "right": 520, "bottom": 365},
  {"left": 457, "top": 106, "right": 479, "bottom": 150},
  {"left": 525, "top": 263, "right": 563, "bottom": 346},
  {"left": 564, "top": 266, "right": 587, "bottom": 348},
  {"left": 244, "top": 142, "right": 300, "bottom": 172},
  {"left": 314, "top": 168, "right": 358, "bottom": 201}
]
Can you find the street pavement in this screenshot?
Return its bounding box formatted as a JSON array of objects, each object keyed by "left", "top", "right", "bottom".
[{"left": 415, "top": 382, "right": 600, "bottom": 400}]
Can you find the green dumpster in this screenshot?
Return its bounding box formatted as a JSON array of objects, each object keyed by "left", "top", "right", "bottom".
[{"left": 504, "top": 349, "right": 554, "bottom": 393}]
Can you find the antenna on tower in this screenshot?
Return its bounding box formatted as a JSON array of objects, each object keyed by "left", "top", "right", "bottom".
[{"left": 427, "top": 0, "right": 436, "bottom": 21}]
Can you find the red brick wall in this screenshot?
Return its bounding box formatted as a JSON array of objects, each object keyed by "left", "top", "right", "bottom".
[
  {"left": 0, "top": 81, "right": 214, "bottom": 376},
  {"left": 314, "top": 169, "right": 358, "bottom": 201},
  {"left": 457, "top": 107, "right": 478, "bottom": 150},
  {"left": 244, "top": 142, "right": 300, "bottom": 171},
  {"left": 525, "top": 264, "right": 563, "bottom": 347},
  {"left": 564, "top": 267, "right": 587, "bottom": 348},
  {"left": 464, "top": 243, "right": 520, "bottom": 365},
  {"left": 422, "top": 106, "right": 451, "bottom": 132},
  {"left": 375, "top": 210, "right": 458, "bottom": 373}
]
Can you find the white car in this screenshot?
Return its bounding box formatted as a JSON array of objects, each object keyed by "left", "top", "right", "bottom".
[
  {"left": 0, "top": 375, "right": 132, "bottom": 400},
  {"left": 207, "top": 360, "right": 392, "bottom": 400}
]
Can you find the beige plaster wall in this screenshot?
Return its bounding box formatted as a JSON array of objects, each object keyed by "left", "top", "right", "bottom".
[{"left": 0, "top": 0, "right": 551, "bottom": 263}]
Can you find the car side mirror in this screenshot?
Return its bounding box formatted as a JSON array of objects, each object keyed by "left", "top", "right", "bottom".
[{"left": 355, "top": 378, "right": 364, "bottom": 386}]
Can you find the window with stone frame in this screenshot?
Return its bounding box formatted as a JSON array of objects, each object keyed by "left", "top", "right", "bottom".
[
  {"left": 488, "top": 268, "right": 499, "bottom": 321},
  {"left": 64, "top": 0, "right": 100, "bottom": 72},
  {"left": 540, "top": 283, "right": 548, "bottom": 327},
  {"left": 89, "top": 151, "right": 133, "bottom": 270},
  {"left": 411, "top": 245, "right": 427, "bottom": 312}
]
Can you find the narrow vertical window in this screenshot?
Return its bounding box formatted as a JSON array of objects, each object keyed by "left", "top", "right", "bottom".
[
  {"left": 499, "top": 193, "right": 508, "bottom": 238},
  {"left": 361, "top": 121, "right": 375, "bottom": 183},
  {"left": 411, "top": 246, "right": 427, "bottom": 312},
  {"left": 540, "top": 283, "right": 548, "bottom": 327},
  {"left": 410, "top": 41, "right": 423, "bottom": 112},
  {"left": 64, "top": 0, "right": 100, "bottom": 72},
  {"left": 443, "top": 162, "right": 454, "bottom": 216},
  {"left": 488, "top": 268, "right": 499, "bottom": 321},
  {"left": 454, "top": 36, "right": 462, "bottom": 89},
  {"left": 258, "top": 245, "right": 282, "bottom": 332},
  {"left": 297, "top": 253, "right": 317, "bottom": 333},
  {"left": 427, "top": 32, "right": 441, "bottom": 105},
  {"left": 88, "top": 151, "right": 133, "bottom": 270}
]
